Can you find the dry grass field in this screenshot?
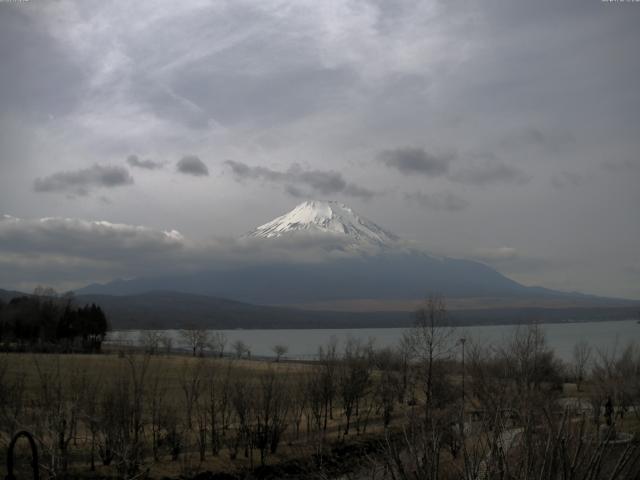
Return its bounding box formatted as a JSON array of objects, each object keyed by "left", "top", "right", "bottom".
[
  {"left": 1, "top": 323, "right": 639, "bottom": 480},
  {"left": 0, "top": 350, "right": 404, "bottom": 479}
]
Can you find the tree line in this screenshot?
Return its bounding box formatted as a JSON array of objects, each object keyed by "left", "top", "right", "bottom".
[{"left": 0, "top": 287, "right": 109, "bottom": 353}]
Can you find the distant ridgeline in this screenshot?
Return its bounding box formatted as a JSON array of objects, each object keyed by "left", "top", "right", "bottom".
[{"left": 0, "top": 288, "right": 109, "bottom": 353}]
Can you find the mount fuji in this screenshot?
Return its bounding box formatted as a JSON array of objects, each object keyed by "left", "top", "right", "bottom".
[
  {"left": 78, "top": 201, "right": 602, "bottom": 305},
  {"left": 245, "top": 200, "right": 399, "bottom": 248}
]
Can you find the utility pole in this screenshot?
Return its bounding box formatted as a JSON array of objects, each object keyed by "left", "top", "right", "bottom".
[
  {"left": 457, "top": 337, "right": 467, "bottom": 463},
  {"left": 460, "top": 337, "right": 466, "bottom": 410},
  {"left": 459, "top": 337, "right": 467, "bottom": 432}
]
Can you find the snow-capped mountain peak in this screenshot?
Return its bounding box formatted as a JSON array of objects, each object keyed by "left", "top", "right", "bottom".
[{"left": 245, "top": 200, "right": 399, "bottom": 247}]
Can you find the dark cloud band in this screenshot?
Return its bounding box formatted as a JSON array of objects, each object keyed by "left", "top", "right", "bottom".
[
  {"left": 126, "top": 154, "right": 164, "bottom": 170},
  {"left": 177, "top": 155, "right": 209, "bottom": 176},
  {"left": 379, "top": 148, "right": 454, "bottom": 176},
  {"left": 34, "top": 164, "right": 134, "bottom": 195},
  {"left": 225, "top": 160, "right": 375, "bottom": 199}
]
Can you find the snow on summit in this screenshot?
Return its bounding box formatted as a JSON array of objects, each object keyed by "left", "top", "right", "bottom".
[{"left": 246, "top": 201, "right": 398, "bottom": 247}]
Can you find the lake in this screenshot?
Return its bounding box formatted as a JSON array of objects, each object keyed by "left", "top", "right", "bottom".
[{"left": 108, "top": 319, "right": 639, "bottom": 362}]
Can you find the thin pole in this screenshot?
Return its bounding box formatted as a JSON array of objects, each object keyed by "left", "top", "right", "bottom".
[
  {"left": 461, "top": 337, "right": 466, "bottom": 409},
  {"left": 460, "top": 337, "right": 466, "bottom": 428}
]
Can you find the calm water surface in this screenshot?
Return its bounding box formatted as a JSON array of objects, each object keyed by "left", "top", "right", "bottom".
[{"left": 109, "top": 319, "right": 639, "bottom": 362}]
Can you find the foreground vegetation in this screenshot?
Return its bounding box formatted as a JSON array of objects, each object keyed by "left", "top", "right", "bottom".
[{"left": 0, "top": 297, "right": 639, "bottom": 479}]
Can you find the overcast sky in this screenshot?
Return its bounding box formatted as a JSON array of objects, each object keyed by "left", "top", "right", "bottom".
[{"left": 0, "top": 0, "right": 639, "bottom": 298}]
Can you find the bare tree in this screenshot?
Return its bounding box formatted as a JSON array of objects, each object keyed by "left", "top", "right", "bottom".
[
  {"left": 253, "top": 369, "right": 290, "bottom": 465},
  {"left": 194, "top": 383, "right": 209, "bottom": 463},
  {"left": 138, "top": 330, "right": 162, "bottom": 354},
  {"left": 229, "top": 376, "right": 254, "bottom": 463},
  {"left": 180, "top": 328, "right": 210, "bottom": 357},
  {"left": 377, "top": 295, "right": 457, "bottom": 479},
  {"left": 232, "top": 339, "right": 249, "bottom": 359},
  {"left": 338, "top": 338, "right": 371, "bottom": 435},
  {"left": 94, "top": 354, "right": 151, "bottom": 477},
  {"left": 119, "top": 353, "right": 151, "bottom": 477},
  {"left": 307, "top": 369, "right": 325, "bottom": 434},
  {"left": 161, "top": 405, "right": 183, "bottom": 461},
  {"left": 148, "top": 369, "right": 167, "bottom": 461},
  {"left": 211, "top": 332, "right": 227, "bottom": 358},
  {"left": 396, "top": 333, "right": 415, "bottom": 403},
  {"left": 272, "top": 344, "right": 288, "bottom": 362},
  {"left": 32, "top": 357, "right": 88, "bottom": 477},
  {"left": 373, "top": 349, "right": 400, "bottom": 429},
  {"left": 180, "top": 359, "right": 205, "bottom": 430},
  {"left": 204, "top": 362, "right": 223, "bottom": 455},
  {"left": 0, "top": 355, "right": 26, "bottom": 448},
  {"left": 412, "top": 295, "right": 455, "bottom": 419},
  {"left": 290, "top": 373, "right": 309, "bottom": 440},
  {"left": 158, "top": 332, "right": 173, "bottom": 355},
  {"left": 572, "top": 339, "right": 592, "bottom": 392},
  {"left": 317, "top": 337, "right": 338, "bottom": 431}
]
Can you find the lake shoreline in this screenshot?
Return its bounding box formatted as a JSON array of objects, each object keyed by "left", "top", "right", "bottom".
[
  {"left": 109, "top": 319, "right": 638, "bottom": 363},
  {"left": 111, "top": 315, "right": 639, "bottom": 331}
]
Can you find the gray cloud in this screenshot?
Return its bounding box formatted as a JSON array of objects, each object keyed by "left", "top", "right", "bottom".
[
  {"left": 177, "top": 155, "right": 209, "bottom": 176},
  {"left": 450, "top": 162, "right": 530, "bottom": 186},
  {"left": 343, "top": 184, "right": 376, "bottom": 199},
  {"left": 379, "top": 148, "right": 454, "bottom": 176},
  {"left": 551, "top": 171, "right": 584, "bottom": 189},
  {"left": 0, "top": 214, "right": 186, "bottom": 290},
  {"left": 225, "top": 161, "right": 281, "bottom": 181},
  {"left": 126, "top": 154, "right": 164, "bottom": 170},
  {"left": 225, "top": 160, "right": 375, "bottom": 199},
  {"left": 0, "top": 8, "right": 85, "bottom": 118},
  {"left": 284, "top": 185, "right": 305, "bottom": 198},
  {"left": 601, "top": 158, "right": 639, "bottom": 172},
  {"left": 500, "top": 127, "right": 575, "bottom": 152},
  {"left": 405, "top": 191, "right": 470, "bottom": 212},
  {"left": 0, "top": 214, "right": 184, "bottom": 258},
  {"left": 380, "top": 147, "right": 530, "bottom": 187},
  {"left": 291, "top": 165, "right": 348, "bottom": 195},
  {"left": 34, "top": 164, "right": 134, "bottom": 195}
]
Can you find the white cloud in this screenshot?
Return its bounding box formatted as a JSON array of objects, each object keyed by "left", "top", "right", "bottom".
[
  {"left": 0, "top": 213, "right": 377, "bottom": 291},
  {"left": 0, "top": 214, "right": 185, "bottom": 258}
]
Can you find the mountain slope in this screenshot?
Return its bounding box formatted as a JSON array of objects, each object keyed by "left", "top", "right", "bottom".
[
  {"left": 0, "top": 288, "right": 25, "bottom": 303},
  {"left": 77, "top": 251, "right": 596, "bottom": 305},
  {"left": 78, "top": 200, "right": 613, "bottom": 306}
]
